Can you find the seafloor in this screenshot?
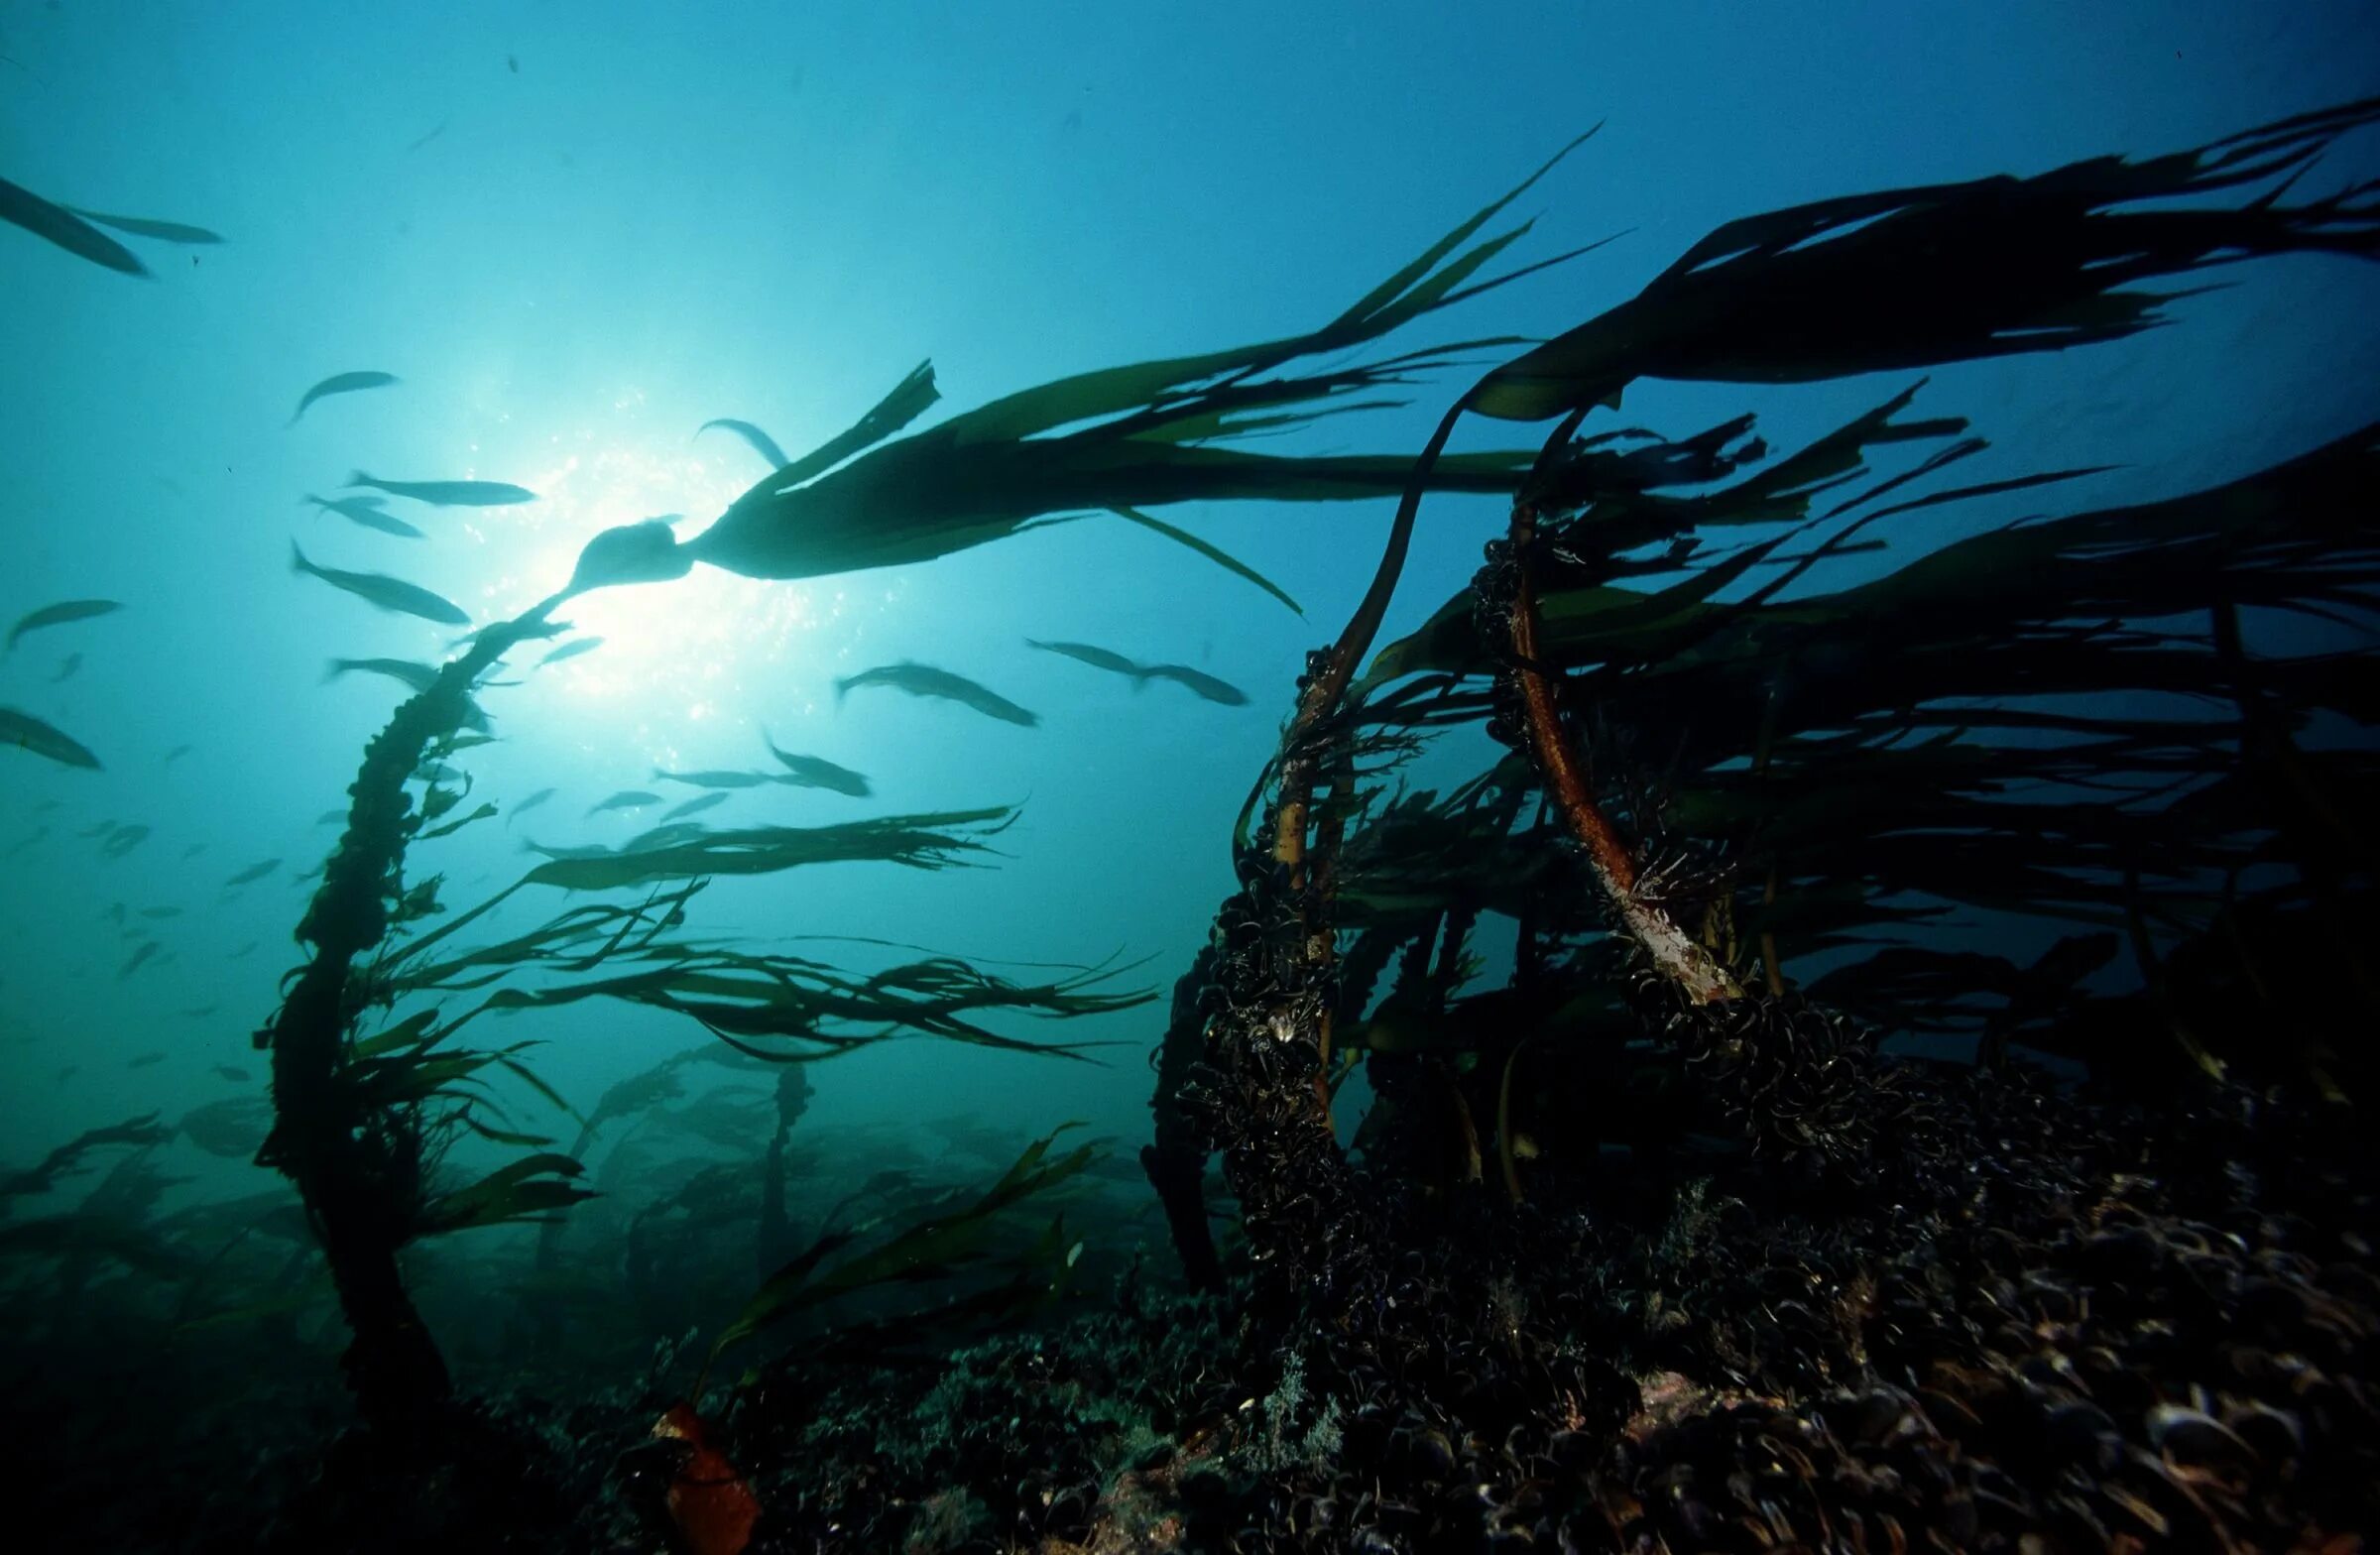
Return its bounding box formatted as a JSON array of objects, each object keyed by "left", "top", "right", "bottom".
[{"left": 20, "top": 1049, "right": 2371, "bottom": 1554}]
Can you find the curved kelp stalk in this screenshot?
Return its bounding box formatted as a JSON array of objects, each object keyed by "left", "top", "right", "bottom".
[{"left": 258, "top": 600, "right": 565, "bottom": 1429}]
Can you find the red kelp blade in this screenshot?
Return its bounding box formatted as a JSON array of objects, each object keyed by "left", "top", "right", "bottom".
[{"left": 652, "top": 1402, "right": 759, "bottom": 1555}]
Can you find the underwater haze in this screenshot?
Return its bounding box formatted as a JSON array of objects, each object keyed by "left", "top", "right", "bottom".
[{"left": 5, "top": 4, "right": 2380, "bottom": 1552}]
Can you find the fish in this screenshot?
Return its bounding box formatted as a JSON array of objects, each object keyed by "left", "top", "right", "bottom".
[
  {"left": 1025, "top": 639, "right": 1141, "bottom": 676},
  {"left": 289, "top": 371, "right": 399, "bottom": 426},
  {"left": 833, "top": 661, "right": 1038, "bottom": 728},
  {"left": 55, "top": 1066, "right": 76, "bottom": 1085},
  {"left": 51, "top": 653, "right": 81, "bottom": 682},
  {"left": 326, "top": 657, "right": 439, "bottom": 694},
  {"left": 406, "top": 120, "right": 449, "bottom": 154},
  {"left": 162, "top": 744, "right": 192, "bottom": 765},
  {"left": 7, "top": 598, "right": 120, "bottom": 652},
  {"left": 100, "top": 823, "right": 150, "bottom": 857},
  {"left": 0, "top": 173, "right": 146, "bottom": 275},
  {"left": 228, "top": 941, "right": 258, "bottom": 959},
  {"left": 661, "top": 790, "right": 731, "bottom": 823},
  {"left": 4, "top": 825, "right": 48, "bottom": 856},
  {"left": 102, "top": 901, "right": 127, "bottom": 923},
  {"left": 292, "top": 541, "right": 470, "bottom": 625},
  {"left": 0, "top": 706, "right": 101, "bottom": 769},
  {"left": 696, "top": 419, "right": 791, "bottom": 470},
  {"left": 305, "top": 492, "right": 425, "bottom": 538},
  {"left": 506, "top": 787, "right": 558, "bottom": 825},
  {"left": 538, "top": 637, "right": 604, "bottom": 665},
  {"left": 654, "top": 768, "right": 773, "bottom": 789},
  {"left": 223, "top": 858, "right": 281, "bottom": 888},
  {"left": 346, "top": 470, "right": 536, "bottom": 507},
  {"left": 119, "top": 942, "right": 160, "bottom": 978},
  {"left": 1136, "top": 662, "right": 1250, "bottom": 706},
  {"left": 314, "top": 809, "right": 347, "bottom": 826},
  {"left": 1023, "top": 638, "right": 1250, "bottom": 704},
  {"left": 127, "top": 1050, "right": 166, "bottom": 1068},
  {"left": 762, "top": 737, "right": 872, "bottom": 797},
  {"left": 588, "top": 789, "right": 662, "bottom": 815},
  {"left": 181, "top": 843, "right": 207, "bottom": 858},
  {"left": 139, "top": 906, "right": 182, "bottom": 919},
  {"left": 209, "top": 1063, "right": 246, "bottom": 1079},
  {"left": 66, "top": 207, "right": 223, "bottom": 245},
  {"left": 181, "top": 1096, "right": 272, "bottom": 1157}
]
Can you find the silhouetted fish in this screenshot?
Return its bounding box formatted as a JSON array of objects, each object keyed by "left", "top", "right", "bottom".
[
  {"left": 762, "top": 736, "right": 871, "bottom": 796},
  {"left": 119, "top": 942, "right": 160, "bottom": 978},
  {"left": 588, "top": 789, "right": 661, "bottom": 815},
  {"left": 223, "top": 857, "right": 281, "bottom": 888},
  {"left": 127, "top": 1050, "right": 166, "bottom": 1068},
  {"left": 210, "top": 1063, "right": 247, "bottom": 1079},
  {"left": 1137, "top": 662, "right": 1249, "bottom": 705},
  {"left": 1025, "top": 639, "right": 1139, "bottom": 676},
  {"left": 67, "top": 207, "right": 223, "bottom": 245},
  {"left": 538, "top": 637, "right": 604, "bottom": 666},
  {"left": 292, "top": 541, "right": 469, "bottom": 624},
  {"left": 7, "top": 598, "right": 119, "bottom": 652},
  {"left": 654, "top": 768, "right": 772, "bottom": 789},
  {"left": 697, "top": 418, "right": 790, "bottom": 470},
  {"left": 347, "top": 470, "right": 536, "bottom": 507},
  {"left": 51, "top": 653, "right": 80, "bottom": 682},
  {"left": 290, "top": 372, "right": 398, "bottom": 426},
  {"left": 834, "top": 662, "right": 1038, "bottom": 727},
  {"left": 0, "top": 173, "right": 145, "bottom": 275},
  {"left": 661, "top": 790, "right": 731, "bottom": 823},
  {"left": 506, "top": 787, "right": 558, "bottom": 825},
  {"left": 0, "top": 707, "right": 100, "bottom": 769},
  {"left": 162, "top": 743, "right": 192, "bottom": 765},
  {"left": 306, "top": 492, "right": 424, "bottom": 538}
]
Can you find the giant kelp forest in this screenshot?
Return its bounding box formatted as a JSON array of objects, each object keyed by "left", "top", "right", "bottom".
[{"left": 5, "top": 99, "right": 2380, "bottom": 1553}]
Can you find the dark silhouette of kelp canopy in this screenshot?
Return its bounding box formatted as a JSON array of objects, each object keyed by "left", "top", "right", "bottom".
[{"left": 168, "top": 92, "right": 2380, "bottom": 1549}]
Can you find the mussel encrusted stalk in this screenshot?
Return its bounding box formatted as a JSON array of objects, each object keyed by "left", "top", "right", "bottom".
[{"left": 257, "top": 598, "right": 559, "bottom": 1429}]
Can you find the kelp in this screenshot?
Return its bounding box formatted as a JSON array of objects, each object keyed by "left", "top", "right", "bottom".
[
  {"left": 0, "top": 1114, "right": 171, "bottom": 1200},
  {"left": 671, "top": 134, "right": 1612, "bottom": 599}
]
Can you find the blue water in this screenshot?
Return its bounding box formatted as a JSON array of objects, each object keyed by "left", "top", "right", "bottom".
[{"left": 3, "top": 2, "right": 2377, "bottom": 1232}]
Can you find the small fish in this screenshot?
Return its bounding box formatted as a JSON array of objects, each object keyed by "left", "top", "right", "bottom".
[
  {"left": 588, "top": 789, "right": 661, "bottom": 815},
  {"left": 1025, "top": 639, "right": 1140, "bottom": 676},
  {"left": 696, "top": 419, "right": 790, "bottom": 470},
  {"left": 210, "top": 1063, "right": 246, "bottom": 1079},
  {"left": 228, "top": 941, "right": 259, "bottom": 959},
  {"left": 223, "top": 857, "right": 281, "bottom": 888},
  {"left": 762, "top": 736, "right": 872, "bottom": 797},
  {"left": 180, "top": 1006, "right": 219, "bottom": 1020},
  {"left": 162, "top": 743, "right": 192, "bottom": 765},
  {"left": 292, "top": 541, "right": 469, "bottom": 625},
  {"left": 416, "top": 761, "right": 464, "bottom": 783},
  {"left": 127, "top": 1050, "right": 166, "bottom": 1068},
  {"left": 139, "top": 905, "right": 182, "bottom": 919},
  {"left": 103, "top": 901, "right": 127, "bottom": 923},
  {"left": 1137, "top": 662, "right": 1250, "bottom": 706},
  {"left": 834, "top": 662, "right": 1038, "bottom": 727},
  {"left": 0, "top": 173, "right": 146, "bottom": 275},
  {"left": 326, "top": 657, "right": 439, "bottom": 694},
  {"left": 538, "top": 637, "right": 604, "bottom": 666},
  {"left": 506, "top": 787, "right": 558, "bottom": 825},
  {"left": 182, "top": 842, "right": 207, "bottom": 858},
  {"left": 7, "top": 598, "right": 120, "bottom": 652},
  {"left": 66, "top": 207, "right": 223, "bottom": 245},
  {"left": 100, "top": 823, "right": 150, "bottom": 858},
  {"left": 507, "top": 54, "right": 519, "bottom": 73},
  {"left": 654, "top": 768, "right": 772, "bottom": 789},
  {"left": 0, "top": 706, "right": 100, "bottom": 768},
  {"left": 3, "top": 825, "right": 48, "bottom": 856},
  {"left": 289, "top": 372, "right": 398, "bottom": 426},
  {"left": 346, "top": 470, "right": 536, "bottom": 507},
  {"left": 314, "top": 809, "right": 347, "bottom": 826},
  {"left": 51, "top": 652, "right": 81, "bottom": 682},
  {"left": 56, "top": 1065, "right": 77, "bottom": 1084},
  {"left": 119, "top": 942, "right": 160, "bottom": 978},
  {"left": 306, "top": 492, "right": 425, "bottom": 538},
  {"left": 406, "top": 120, "right": 449, "bottom": 154},
  {"left": 661, "top": 790, "right": 731, "bottom": 823}
]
